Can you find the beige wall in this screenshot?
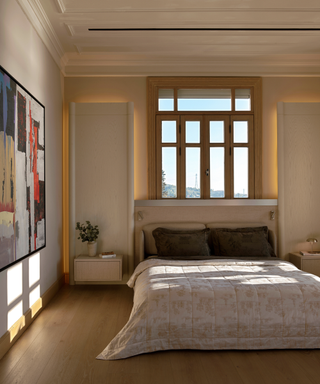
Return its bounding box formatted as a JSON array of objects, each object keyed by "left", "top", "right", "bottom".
[
  {"left": 0, "top": 1, "right": 63, "bottom": 338},
  {"left": 262, "top": 77, "right": 320, "bottom": 199},
  {"left": 65, "top": 77, "right": 320, "bottom": 200},
  {"left": 64, "top": 77, "right": 147, "bottom": 200},
  {"left": 278, "top": 102, "right": 320, "bottom": 260},
  {"left": 69, "top": 102, "right": 134, "bottom": 284}
]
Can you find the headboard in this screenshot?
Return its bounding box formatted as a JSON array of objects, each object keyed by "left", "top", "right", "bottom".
[{"left": 139, "top": 222, "right": 277, "bottom": 262}]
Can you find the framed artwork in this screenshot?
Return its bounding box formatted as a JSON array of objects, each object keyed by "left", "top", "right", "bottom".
[{"left": 0, "top": 66, "right": 45, "bottom": 272}]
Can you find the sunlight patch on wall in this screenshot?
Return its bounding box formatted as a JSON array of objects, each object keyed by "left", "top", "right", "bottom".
[
  {"left": 7, "top": 263, "right": 23, "bottom": 305},
  {"left": 29, "top": 252, "right": 40, "bottom": 287},
  {"left": 8, "top": 301, "right": 23, "bottom": 329},
  {"left": 29, "top": 284, "right": 40, "bottom": 308},
  {"left": 31, "top": 297, "right": 42, "bottom": 318}
]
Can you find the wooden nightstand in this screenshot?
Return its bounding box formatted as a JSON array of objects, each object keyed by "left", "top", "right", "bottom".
[
  {"left": 289, "top": 252, "right": 320, "bottom": 277},
  {"left": 74, "top": 255, "right": 123, "bottom": 282}
]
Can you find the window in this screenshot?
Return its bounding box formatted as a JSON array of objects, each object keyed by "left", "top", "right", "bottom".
[{"left": 148, "top": 77, "right": 262, "bottom": 199}]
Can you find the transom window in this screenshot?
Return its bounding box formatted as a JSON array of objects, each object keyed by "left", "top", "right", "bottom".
[{"left": 148, "top": 77, "right": 262, "bottom": 200}]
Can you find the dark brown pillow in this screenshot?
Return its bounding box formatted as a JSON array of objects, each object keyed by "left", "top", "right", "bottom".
[
  {"left": 152, "top": 228, "right": 211, "bottom": 257},
  {"left": 210, "top": 226, "right": 276, "bottom": 257}
]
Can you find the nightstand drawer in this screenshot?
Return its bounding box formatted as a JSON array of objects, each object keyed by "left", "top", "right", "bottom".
[{"left": 74, "top": 255, "right": 122, "bottom": 282}]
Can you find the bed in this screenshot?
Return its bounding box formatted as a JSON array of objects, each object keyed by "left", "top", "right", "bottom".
[{"left": 97, "top": 222, "right": 320, "bottom": 360}]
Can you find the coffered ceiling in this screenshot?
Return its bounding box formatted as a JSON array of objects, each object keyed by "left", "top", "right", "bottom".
[{"left": 17, "top": 0, "right": 320, "bottom": 76}]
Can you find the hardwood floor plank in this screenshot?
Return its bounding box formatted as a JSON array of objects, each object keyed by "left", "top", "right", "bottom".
[
  {"left": 35, "top": 286, "right": 110, "bottom": 384},
  {"left": 200, "top": 350, "right": 245, "bottom": 384},
  {"left": 285, "top": 350, "right": 320, "bottom": 384},
  {"left": 71, "top": 285, "right": 133, "bottom": 384},
  {"left": 252, "top": 350, "right": 315, "bottom": 384},
  {"left": 228, "top": 351, "right": 270, "bottom": 384},
  {"left": 92, "top": 286, "right": 142, "bottom": 384},
  {"left": 0, "top": 285, "right": 72, "bottom": 380},
  {"left": 0, "top": 286, "right": 85, "bottom": 384},
  {"left": 135, "top": 351, "right": 175, "bottom": 384},
  {"left": 169, "top": 350, "right": 210, "bottom": 384}
]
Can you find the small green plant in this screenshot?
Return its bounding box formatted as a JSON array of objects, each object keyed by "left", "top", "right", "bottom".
[{"left": 76, "top": 221, "right": 99, "bottom": 243}]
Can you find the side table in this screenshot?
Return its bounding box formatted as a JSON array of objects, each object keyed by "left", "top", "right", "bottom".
[{"left": 74, "top": 255, "right": 123, "bottom": 282}]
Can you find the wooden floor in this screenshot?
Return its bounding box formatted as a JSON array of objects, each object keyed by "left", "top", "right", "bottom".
[{"left": 1, "top": 285, "right": 320, "bottom": 384}]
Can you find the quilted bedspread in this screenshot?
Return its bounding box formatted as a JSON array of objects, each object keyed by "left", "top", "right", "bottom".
[{"left": 97, "top": 258, "right": 320, "bottom": 360}]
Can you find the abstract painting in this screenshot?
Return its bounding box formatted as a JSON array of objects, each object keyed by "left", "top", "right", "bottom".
[{"left": 0, "top": 66, "right": 45, "bottom": 272}]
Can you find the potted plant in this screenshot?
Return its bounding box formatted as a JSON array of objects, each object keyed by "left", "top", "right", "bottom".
[{"left": 76, "top": 221, "right": 99, "bottom": 256}]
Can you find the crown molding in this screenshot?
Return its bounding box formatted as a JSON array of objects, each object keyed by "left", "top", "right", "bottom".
[
  {"left": 65, "top": 24, "right": 76, "bottom": 36},
  {"left": 63, "top": 56, "right": 320, "bottom": 77},
  {"left": 17, "top": 0, "right": 66, "bottom": 72},
  {"left": 53, "top": 0, "right": 66, "bottom": 13},
  {"left": 61, "top": 7, "right": 320, "bottom": 14},
  {"left": 65, "top": 61, "right": 320, "bottom": 69}
]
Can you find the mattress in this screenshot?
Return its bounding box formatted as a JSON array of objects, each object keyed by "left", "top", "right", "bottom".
[{"left": 97, "top": 258, "right": 320, "bottom": 360}]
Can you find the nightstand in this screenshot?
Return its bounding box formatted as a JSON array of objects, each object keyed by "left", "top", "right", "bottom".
[
  {"left": 74, "top": 255, "right": 123, "bottom": 282},
  {"left": 289, "top": 252, "right": 320, "bottom": 277}
]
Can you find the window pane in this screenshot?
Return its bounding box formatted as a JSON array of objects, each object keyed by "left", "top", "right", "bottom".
[
  {"left": 178, "top": 89, "right": 231, "bottom": 111},
  {"left": 210, "top": 121, "right": 224, "bottom": 143},
  {"left": 235, "top": 89, "right": 251, "bottom": 111},
  {"left": 233, "top": 121, "right": 248, "bottom": 143},
  {"left": 186, "top": 148, "right": 200, "bottom": 198},
  {"left": 162, "top": 147, "right": 177, "bottom": 198},
  {"left": 186, "top": 121, "right": 200, "bottom": 143},
  {"left": 162, "top": 121, "right": 176, "bottom": 143},
  {"left": 210, "top": 148, "right": 225, "bottom": 198},
  {"left": 159, "top": 89, "right": 174, "bottom": 111},
  {"left": 234, "top": 148, "right": 248, "bottom": 198}
]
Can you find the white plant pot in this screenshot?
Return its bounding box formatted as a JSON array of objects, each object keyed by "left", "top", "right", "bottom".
[{"left": 87, "top": 241, "right": 97, "bottom": 257}]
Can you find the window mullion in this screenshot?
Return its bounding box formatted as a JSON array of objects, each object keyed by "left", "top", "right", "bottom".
[
  {"left": 202, "top": 117, "right": 209, "bottom": 199},
  {"left": 179, "top": 116, "right": 185, "bottom": 199},
  {"left": 225, "top": 117, "right": 232, "bottom": 199}
]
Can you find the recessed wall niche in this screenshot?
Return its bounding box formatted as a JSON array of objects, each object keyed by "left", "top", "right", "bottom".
[{"left": 69, "top": 102, "right": 134, "bottom": 284}]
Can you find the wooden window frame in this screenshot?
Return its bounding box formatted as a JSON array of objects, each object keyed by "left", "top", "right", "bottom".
[{"left": 147, "top": 77, "right": 262, "bottom": 200}]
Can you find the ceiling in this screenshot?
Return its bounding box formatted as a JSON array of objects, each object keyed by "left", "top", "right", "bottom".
[{"left": 17, "top": 0, "right": 320, "bottom": 76}]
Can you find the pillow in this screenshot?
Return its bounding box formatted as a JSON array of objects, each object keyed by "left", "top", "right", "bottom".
[
  {"left": 210, "top": 226, "right": 276, "bottom": 257},
  {"left": 152, "top": 227, "right": 211, "bottom": 257}
]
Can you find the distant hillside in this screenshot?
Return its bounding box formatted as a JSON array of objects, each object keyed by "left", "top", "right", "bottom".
[{"left": 163, "top": 184, "right": 227, "bottom": 198}]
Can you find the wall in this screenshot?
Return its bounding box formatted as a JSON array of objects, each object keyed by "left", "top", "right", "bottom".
[
  {"left": 278, "top": 102, "right": 320, "bottom": 260},
  {"left": 0, "top": 1, "right": 63, "bottom": 338},
  {"left": 65, "top": 77, "right": 320, "bottom": 200},
  {"left": 262, "top": 77, "right": 320, "bottom": 199},
  {"left": 64, "top": 77, "right": 147, "bottom": 200}
]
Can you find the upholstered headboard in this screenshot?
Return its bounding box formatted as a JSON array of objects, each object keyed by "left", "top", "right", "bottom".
[{"left": 139, "top": 222, "right": 277, "bottom": 261}]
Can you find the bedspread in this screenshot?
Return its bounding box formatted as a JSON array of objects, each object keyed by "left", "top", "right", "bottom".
[{"left": 97, "top": 258, "right": 320, "bottom": 360}]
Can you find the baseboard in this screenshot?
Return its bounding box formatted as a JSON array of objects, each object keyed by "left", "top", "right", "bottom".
[{"left": 0, "top": 274, "right": 65, "bottom": 360}]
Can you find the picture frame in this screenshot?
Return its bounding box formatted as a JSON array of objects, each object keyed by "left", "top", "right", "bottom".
[{"left": 0, "top": 65, "right": 45, "bottom": 272}]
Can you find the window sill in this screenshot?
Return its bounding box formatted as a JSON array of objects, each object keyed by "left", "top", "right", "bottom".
[{"left": 135, "top": 199, "right": 277, "bottom": 207}]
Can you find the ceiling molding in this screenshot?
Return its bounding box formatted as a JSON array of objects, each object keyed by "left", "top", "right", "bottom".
[
  {"left": 65, "top": 24, "right": 76, "bottom": 36},
  {"left": 17, "top": 0, "right": 66, "bottom": 71},
  {"left": 74, "top": 45, "right": 83, "bottom": 54},
  {"left": 66, "top": 21, "right": 320, "bottom": 29},
  {"left": 53, "top": 0, "right": 66, "bottom": 13},
  {"left": 63, "top": 56, "right": 320, "bottom": 79},
  {"left": 61, "top": 7, "right": 320, "bottom": 14},
  {"left": 63, "top": 67, "right": 320, "bottom": 77},
  {"left": 64, "top": 59, "right": 320, "bottom": 68}
]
